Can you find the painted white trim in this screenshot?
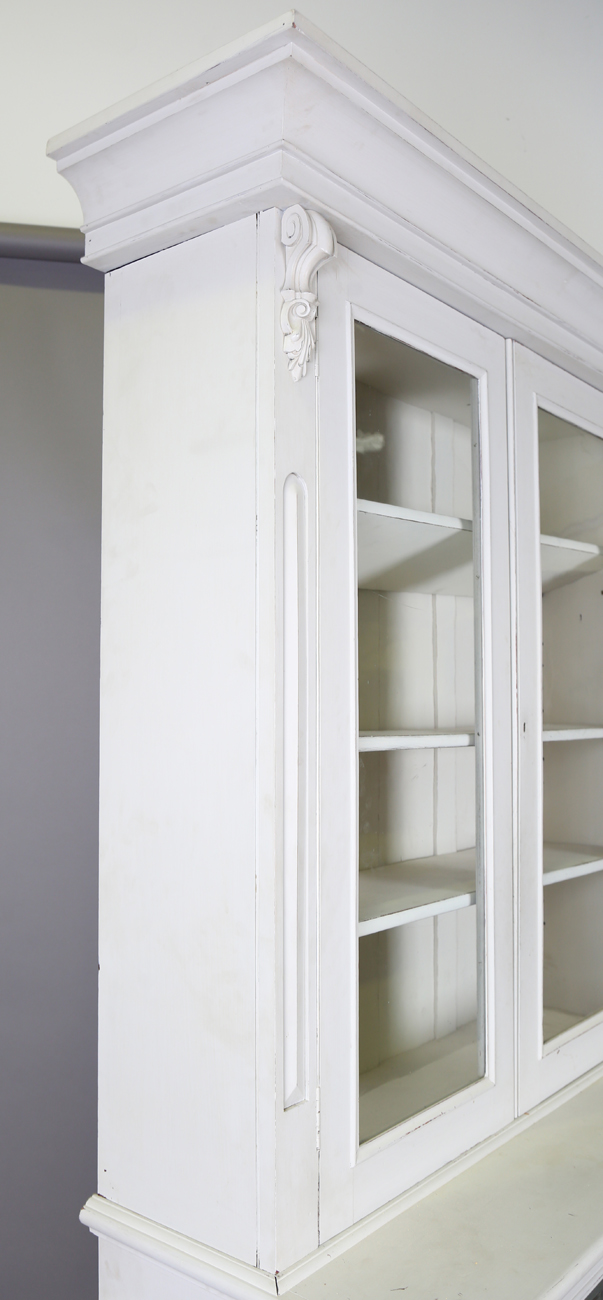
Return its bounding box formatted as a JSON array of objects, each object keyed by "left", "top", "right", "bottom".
[
  {"left": 542, "top": 1236, "right": 603, "bottom": 1300},
  {"left": 505, "top": 336, "right": 521, "bottom": 1123},
  {"left": 47, "top": 15, "right": 299, "bottom": 156},
  {"left": 81, "top": 1197, "right": 279, "bottom": 1299},
  {"left": 357, "top": 498, "right": 472, "bottom": 531},
  {"left": 514, "top": 345, "right": 603, "bottom": 1114},
  {"left": 45, "top": 11, "right": 603, "bottom": 281},
  {"left": 82, "top": 1059, "right": 603, "bottom": 1298},
  {"left": 280, "top": 205, "right": 336, "bottom": 381},
  {"left": 357, "top": 890, "right": 476, "bottom": 937},
  {"left": 46, "top": 17, "right": 603, "bottom": 392},
  {"left": 358, "top": 730, "right": 475, "bottom": 751}
]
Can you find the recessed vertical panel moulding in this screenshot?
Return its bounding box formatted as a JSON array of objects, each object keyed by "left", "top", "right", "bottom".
[
  {"left": 539, "top": 410, "right": 603, "bottom": 1043},
  {"left": 355, "top": 323, "right": 484, "bottom": 1142},
  {"left": 283, "top": 473, "right": 309, "bottom": 1107}
]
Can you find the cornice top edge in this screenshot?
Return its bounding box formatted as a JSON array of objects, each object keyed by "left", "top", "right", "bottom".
[
  {"left": 46, "top": 10, "right": 603, "bottom": 285},
  {"left": 288, "top": 39, "right": 603, "bottom": 284},
  {"left": 46, "top": 13, "right": 298, "bottom": 160}
]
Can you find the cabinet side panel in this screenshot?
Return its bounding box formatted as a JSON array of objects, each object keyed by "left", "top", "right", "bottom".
[{"left": 98, "top": 219, "right": 258, "bottom": 1260}]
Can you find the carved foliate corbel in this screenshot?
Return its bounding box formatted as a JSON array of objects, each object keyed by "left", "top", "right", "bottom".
[{"left": 280, "top": 205, "right": 337, "bottom": 382}]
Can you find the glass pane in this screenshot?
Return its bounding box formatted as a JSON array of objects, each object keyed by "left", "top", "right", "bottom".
[
  {"left": 355, "top": 321, "right": 484, "bottom": 1142},
  {"left": 539, "top": 409, "right": 603, "bottom": 1042}
]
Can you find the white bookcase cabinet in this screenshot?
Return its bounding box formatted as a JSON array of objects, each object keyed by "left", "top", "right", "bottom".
[{"left": 48, "top": 13, "right": 603, "bottom": 1300}]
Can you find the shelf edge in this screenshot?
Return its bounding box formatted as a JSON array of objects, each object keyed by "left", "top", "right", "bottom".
[
  {"left": 359, "top": 732, "right": 475, "bottom": 752},
  {"left": 359, "top": 890, "right": 476, "bottom": 936}
]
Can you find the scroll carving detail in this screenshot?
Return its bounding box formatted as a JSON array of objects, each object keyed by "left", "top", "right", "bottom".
[{"left": 280, "top": 205, "right": 337, "bottom": 382}]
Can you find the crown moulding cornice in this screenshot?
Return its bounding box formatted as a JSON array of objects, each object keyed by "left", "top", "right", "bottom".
[{"left": 48, "top": 13, "right": 603, "bottom": 390}]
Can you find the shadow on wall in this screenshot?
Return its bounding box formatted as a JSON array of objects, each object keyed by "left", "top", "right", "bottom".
[{"left": 0, "top": 235, "right": 103, "bottom": 1300}]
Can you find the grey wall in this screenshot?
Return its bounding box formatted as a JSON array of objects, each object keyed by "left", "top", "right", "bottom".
[{"left": 0, "top": 257, "right": 103, "bottom": 1298}]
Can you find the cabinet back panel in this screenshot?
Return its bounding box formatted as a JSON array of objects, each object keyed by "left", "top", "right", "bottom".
[
  {"left": 544, "top": 873, "right": 603, "bottom": 1023},
  {"left": 359, "top": 749, "right": 475, "bottom": 869},
  {"left": 543, "top": 572, "right": 603, "bottom": 725},
  {"left": 539, "top": 411, "right": 603, "bottom": 546}
]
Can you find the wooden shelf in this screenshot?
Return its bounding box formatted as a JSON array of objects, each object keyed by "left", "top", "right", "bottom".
[
  {"left": 359, "top": 847, "right": 476, "bottom": 936},
  {"left": 543, "top": 842, "right": 603, "bottom": 886},
  {"left": 543, "top": 724, "right": 603, "bottom": 742},
  {"left": 359, "top": 725, "right": 603, "bottom": 754},
  {"left": 359, "top": 1020, "right": 479, "bottom": 1143},
  {"left": 358, "top": 843, "right": 603, "bottom": 939},
  {"left": 357, "top": 499, "right": 473, "bottom": 596},
  {"left": 357, "top": 500, "right": 603, "bottom": 596},
  {"left": 359, "top": 729, "right": 474, "bottom": 752},
  {"left": 541, "top": 533, "right": 603, "bottom": 593},
  {"left": 543, "top": 1007, "right": 584, "bottom": 1043}
]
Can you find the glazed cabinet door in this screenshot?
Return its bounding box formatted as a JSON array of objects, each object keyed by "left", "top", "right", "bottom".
[
  {"left": 316, "top": 246, "right": 514, "bottom": 1240},
  {"left": 514, "top": 343, "right": 603, "bottom": 1112}
]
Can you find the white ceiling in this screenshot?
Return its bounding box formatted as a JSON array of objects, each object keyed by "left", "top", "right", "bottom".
[{"left": 3, "top": 0, "right": 603, "bottom": 258}]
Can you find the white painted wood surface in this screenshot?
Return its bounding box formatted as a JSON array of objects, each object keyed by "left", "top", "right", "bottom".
[
  {"left": 256, "top": 206, "right": 321, "bottom": 1272},
  {"left": 358, "top": 499, "right": 599, "bottom": 598},
  {"left": 46, "top": 17, "right": 603, "bottom": 394},
  {"left": 289, "top": 1074, "right": 603, "bottom": 1300},
  {"left": 358, "top": 848, "right": 476, "bottom": 935},
  {"left": 357, "top": 501, "right": 474, "bottom": 596},
  {"left": 358, "top": 842, "right": 603, "bottom": 940},
  {"left": 97, "top": 219, "right": 259, "bottom": 1260},
  {"left": 514, "top": 343, "right": 603, "bottom": 1113},
  {"left": 541, "top": 533, "right": 603, "bottom": 592},
  {"left": 543, "top": 726, "right": 603, "bottom": 742},
  {"left": 282, "top": 472, "right": 309, "bottom": 1109},
  {"left": 44, "top": 16, "right": 603, "bottom": 1297},
  {"left": 359, "top": 729, "right": 474, "bottom": 750},
  {"left": 317, "top": 246, "right": 513, "bottom": 1240},
  {"left": 85, "top": 1070, "right": 603, "bottom": 1300},
  {"left": 543, "top": 843, "right": 603, "bottom": 886},
  {"left": 97, "top": 210, "right": 322, "bottom": 1279}
]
